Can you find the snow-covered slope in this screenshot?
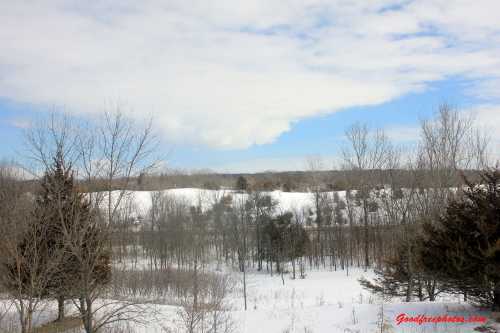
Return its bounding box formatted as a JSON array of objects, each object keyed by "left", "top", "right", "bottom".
[{"left": 99, "top": 188, "right": 331, "bottom": 219}]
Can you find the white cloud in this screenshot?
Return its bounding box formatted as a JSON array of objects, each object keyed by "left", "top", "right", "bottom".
[
  {"left": 210, "top": 155, "right": 339, "bottom": 174},
  {"left": 470, "top": 105, "right": 500, "bottom": 164},
  {"left": 7, "top": 118, "right": 32, "bottom": 129},
  {"left": 1, "top": 0, "right": 500, "bottom": 148},
  {"left": 386, "top": 125, "right": 420, "bottom": 142},
  {"left": 467, "top": 105, "right": 500, "bottom": 163},
  {"left": 469, "top": 105, "right": 500, "bottom": 137}
]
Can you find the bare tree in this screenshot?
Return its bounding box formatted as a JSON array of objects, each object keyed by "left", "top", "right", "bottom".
[
  {"left": 342, "top": 123, "right": 393, "bottom": 270},
  {"left": 230, "top": 197, "right": 251, "bottom": 311},
  {"left": 414, "top": 105, "right": 490, "bottom": 242},
  {"left": 306, "top": 156, "right": 329, "bottom": 268},
  {"left": 177, "top": 274, "right": 234, "bottom": 333},
  {"left": 205, "top": 274, "right": 235, "bottom": 333},
  {"left": 78, "top": 110, "right": 159, "bottom": 262},
  {"left": 420, "top": 104, "right": 490, "bottom": 173}
]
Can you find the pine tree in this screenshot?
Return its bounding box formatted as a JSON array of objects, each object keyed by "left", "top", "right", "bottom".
[
  {"left": 33, "top": 150, "right": 76, "bottom": 320},
  {"left": 235, "top": 176, "right": 248, "bottom": 192},
  {"left": 359, "top": 235, "right": 441, "bottom": 302},
  {"left": 262, "top": 213, "right": 309, "bottom": 274},
  {"left": 419, "top": 169, "right": 500, "bottom": 310},
  {"left": 33, "top": 149, "right": 111, "bottom": 321}
]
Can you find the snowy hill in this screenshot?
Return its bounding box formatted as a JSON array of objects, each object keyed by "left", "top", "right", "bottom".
[{"left": 98, "top": 188, "right": 333, "bottom": 220}]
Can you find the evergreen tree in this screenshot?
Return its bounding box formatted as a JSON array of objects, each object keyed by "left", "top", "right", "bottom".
[
  {"left": 33, "top": 150, "right": 111, "bottom": 321},
  {"left": 359, "top": 235, "right": 441, "bottom": 302},
  {"left": 262, "top": 212, "right": 309, "bottom": 273},
  {"left": 235, "top": 176, "right": 248, "bottom": 192},
  {"left": 33, "top": 150, "right": 77, "bottom": 320},
  {"left": 419, "top": 169, "right": 500, "bottom": 310}
]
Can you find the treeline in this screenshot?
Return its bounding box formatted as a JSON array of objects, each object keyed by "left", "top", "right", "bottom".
[{"left": 83, "top": 167, "right": 483, "bottom": 193}]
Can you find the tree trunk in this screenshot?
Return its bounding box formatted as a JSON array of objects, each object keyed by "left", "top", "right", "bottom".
[
  {"left": 243, "top": 263, "right": 247, "bottom": 311},
  {"left": 493, "top": 282, "right": 500, "bottom": 311},
  {"left": 427, "top": 280, "right": 436, "bottom": 302},
  {"left": 19, "top": 301, "right": 27, "bottom": 333},
  {"left": 405, "top": 277, "right": 413, "bottom": 302},
  {"left": 57, "top": 295, "right": 65, "bottom": 321},
  {"left": 27, "top": 311, "right": 32, "bottom": 333},
  {"left": 363, "top": 200, "right": 370, "bottom": 270},
  {"left": 84, "top": 298, "right": 93, "bottom": 333},
  {"left": 280, "top": 256, "right": 285, "bottom": 286}
]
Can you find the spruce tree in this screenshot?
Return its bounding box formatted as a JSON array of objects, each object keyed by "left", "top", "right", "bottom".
[
  {"left": 419, "top": 169, "right": 500, "bottom": 310},
  {"left": 262, "top": 213, "right": 309, "bottom": 273},
  {"left": 34, "top": 149, "right": 111, "bottom": 321},
  {"left": 359, "top": 235, "right": 441, "bottom": 302},
  {"left": 33, "top": 149, "right": 80, "bottom": 320},
  {"left": 235, "top": 176, "right": 248, "bottom": 192}
]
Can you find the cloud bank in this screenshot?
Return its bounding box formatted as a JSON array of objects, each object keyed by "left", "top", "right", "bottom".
[{"left": 1, "top": 0, "right": 500, "bottom": 148}]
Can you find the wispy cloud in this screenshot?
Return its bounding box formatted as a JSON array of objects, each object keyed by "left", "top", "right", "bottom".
[
  {"left": 1, "top": 1, "right": 500, "bottom": 148},
  {"left": 468, "top": 104, "right": 500, "bottom": 139},
  {"left": 8, "top": 118, "right": 32, "bottom": 129},
  {"left": 469, "top": 105, "right": 500, "bottom": 164},
  {"left": 385, "top": 125, "right": 420, "bottom": 142}
]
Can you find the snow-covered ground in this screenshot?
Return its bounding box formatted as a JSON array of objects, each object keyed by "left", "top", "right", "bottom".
[
  {"left": 230, "top": 268, "right": 497, "bottom": 333},
  {"left": 2, "top": 268, "right": 497, "bottom": 332}
]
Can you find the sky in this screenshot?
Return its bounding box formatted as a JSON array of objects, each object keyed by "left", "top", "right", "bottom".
[{"left": 1, "top": 0, "right": 500, "bottom": 173}]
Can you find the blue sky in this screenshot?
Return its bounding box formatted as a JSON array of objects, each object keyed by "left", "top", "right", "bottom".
[{"left": 1, "top": 1, "right": 499, "bottom": 172}]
